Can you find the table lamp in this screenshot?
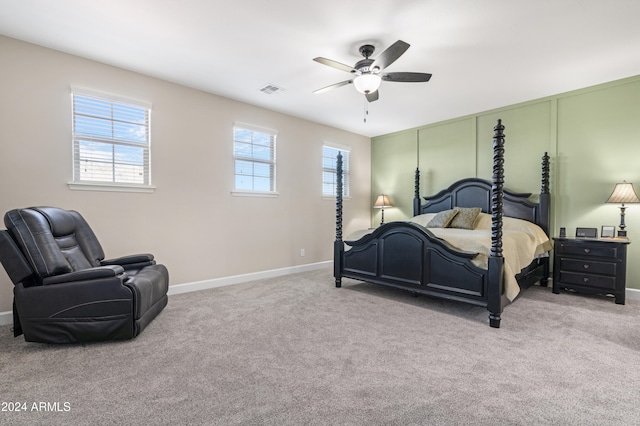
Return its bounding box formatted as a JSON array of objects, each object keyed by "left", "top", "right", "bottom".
[
  {"left": 373, "top": 194, "right": 392, "bottom": 226},
  {"left": 606, "top": 181, "right": 640, "bottom": 237}
]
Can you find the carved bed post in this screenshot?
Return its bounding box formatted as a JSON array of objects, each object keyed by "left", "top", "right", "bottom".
[
  {"left": 413, "top": 168, "right": 421, "bottom": 216},
  {"left": 334, "top": 151, "right": 344, "bottom": 288},
  {"left": 540, "top": 152, "right": 551, "bottom": 235},
  {"left": 488, "top": 119, "right": 505, "bottom": 328},
  {"left": 539, "top": 152, "right": 551, "bottom": 286}
]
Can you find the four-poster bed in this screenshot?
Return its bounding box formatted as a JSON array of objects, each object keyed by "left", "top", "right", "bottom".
[{"left": 333, "top": 119, "right": 551, "bottom": 327}]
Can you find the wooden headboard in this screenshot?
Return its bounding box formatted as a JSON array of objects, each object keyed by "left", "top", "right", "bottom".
[{"left": 412, "top": 153, "right": 551, "bottom": 235}]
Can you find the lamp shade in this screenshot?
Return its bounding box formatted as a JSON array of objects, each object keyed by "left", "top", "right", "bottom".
[
  {"left": 353, "top": 74, "right": 381, "bottom": 94},
  {"left": 606, "top": 182, "right": 640, "bottom": 204},
  {"left": 373, "top": 194, "right": 392, "bottom": 208}
]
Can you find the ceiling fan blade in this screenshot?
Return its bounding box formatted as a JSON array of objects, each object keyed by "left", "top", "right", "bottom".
[
  {"left": 371, "top": 40, "right": 410, "bottom": 71},
  {"left": 382, "top": 72, "right": 432, "bottom": 82},
  {"left": 365, "top": 90, "right": 379, "bottom": 102},
  {"left": 313, "top": 79, "right": 353, "bottom": 94},
  {"left": 313, "top": 57, "right": 355, "bottom": 73}
]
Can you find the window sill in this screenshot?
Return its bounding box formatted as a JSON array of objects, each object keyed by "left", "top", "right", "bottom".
[
  {"left": 231, "top": 191, "right": 280, "bottom": 198},
  {"left": 322, "top": 196, "right": 352, "bottom": 201},
  {"left": 67, "top": 182, "right": 156, "bottom": 193}
]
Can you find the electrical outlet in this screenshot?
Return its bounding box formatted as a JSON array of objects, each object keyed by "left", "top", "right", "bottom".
[{"left": 300, "top": 249, "right": 305, "bottom": 257}]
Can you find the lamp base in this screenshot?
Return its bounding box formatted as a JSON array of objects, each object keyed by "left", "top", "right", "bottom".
[{"left": 617, "top": 230, "right": 627, "bottom": 237}]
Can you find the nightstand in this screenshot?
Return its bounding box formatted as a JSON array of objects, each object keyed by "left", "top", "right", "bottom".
[{"left": 553, "top": 237, "right": 629, "bottom": 304}]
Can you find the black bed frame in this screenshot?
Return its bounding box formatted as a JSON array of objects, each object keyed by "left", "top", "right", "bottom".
[{"left": 334, "top": 119, "right": 551, "bottom": 328}]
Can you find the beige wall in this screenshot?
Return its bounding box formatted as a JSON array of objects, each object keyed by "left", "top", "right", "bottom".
[
  {"left": 0, "top": 36, "right": 372, "bottom": 313},
  {"left": 372, "top": 75, "right": 640, "bottom": 291}
]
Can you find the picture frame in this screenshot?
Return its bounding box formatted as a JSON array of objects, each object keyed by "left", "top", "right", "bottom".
[{"left": 601, "top": 226, "right": 616, "bottom": 238}]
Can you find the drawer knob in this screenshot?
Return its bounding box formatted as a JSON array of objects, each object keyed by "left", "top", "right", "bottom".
[
  {"left": 583, "top": 277, "right": 589, "bottom": 283},
  {"left": 584, "top": 248, "right": 591, "bottom": 254},
  {"left": 583, "top": 264, "right": 589, "bottom": 269}
]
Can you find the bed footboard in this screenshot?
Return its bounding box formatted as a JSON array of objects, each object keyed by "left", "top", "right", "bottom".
[{"left": 341, "top": 223, "right": 491, "bottom": 306}]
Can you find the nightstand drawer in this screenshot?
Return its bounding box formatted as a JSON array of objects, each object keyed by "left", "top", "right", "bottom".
[
  {"left": 558, "top": 271, "right": 616, "bottom": 290},
  {"left": 553, "top": 237, "right": 629, "bottom": 304},
  {"left": 557, "top": 243, "right": 618, "bottom": 259},
  {"left": 559, "top": 258, "right": 617, "bottom": 276}
]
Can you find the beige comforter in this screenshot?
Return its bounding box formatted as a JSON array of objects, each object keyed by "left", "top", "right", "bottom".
[{"left": 346, "top": 213, "right": 552, "bottom": 301}]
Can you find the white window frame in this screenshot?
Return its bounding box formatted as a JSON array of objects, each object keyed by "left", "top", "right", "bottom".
[
  {"left": 232, "top": 123, "right": 278, "bottom": 197},
  {"left": 68, "top": 88, "right": 155, "bottom": 193},
  {"left": 322, "top": 144, "right": 350, "bottom": 198}
]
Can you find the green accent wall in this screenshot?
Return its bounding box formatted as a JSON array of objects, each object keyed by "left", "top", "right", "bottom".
[{"left": 372, "top": 74, "right": 640, "bottom": 290}]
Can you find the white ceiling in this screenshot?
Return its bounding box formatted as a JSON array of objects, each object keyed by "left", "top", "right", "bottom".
[{"left": 2, "top": 0, "right": 640, "bottom": 137}]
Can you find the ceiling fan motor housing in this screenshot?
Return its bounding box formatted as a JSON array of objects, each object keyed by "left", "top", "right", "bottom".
[
  {"left": 354, "top": 58, "right": 376, "bottom": 74},
  {"left": 355, "top": 44, "right": 378, "bottom": 74},
  {"left": 359, "top": 44, "right": 375, "bottom": 58}
]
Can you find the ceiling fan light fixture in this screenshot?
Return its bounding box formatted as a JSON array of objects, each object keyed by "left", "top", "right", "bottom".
[
  {"left": 313, "top": 40, "right": 430, "bottom": 103},
  {"left": 353, "top": 74, "right": 381, "bottom": 94}
]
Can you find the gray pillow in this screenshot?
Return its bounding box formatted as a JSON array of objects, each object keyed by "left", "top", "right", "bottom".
[
  {"left": 449, "top": 207, "right": 482, "bottom": 229},
  {"left": 427, "top": 209, "right": 459, "bottom": 228}
]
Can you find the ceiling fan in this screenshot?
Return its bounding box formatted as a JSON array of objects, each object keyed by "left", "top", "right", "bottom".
[{"left": 313, "top": 40, "right": 432, "bottom": 102}]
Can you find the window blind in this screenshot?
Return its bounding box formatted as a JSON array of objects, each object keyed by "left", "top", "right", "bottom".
[
  {"left": 322, "top": 145, "right": 350, "bottom": 197},
  {"left": 233, "top": 125, "right": 277, "bottom": 192},
  {"left": 72, "top": 91, "right": 151, "bottom": 185}
]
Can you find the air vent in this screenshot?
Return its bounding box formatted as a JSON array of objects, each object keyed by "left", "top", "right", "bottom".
[{"left": 259, "top": 84, "right": 285, "bottom": 95}]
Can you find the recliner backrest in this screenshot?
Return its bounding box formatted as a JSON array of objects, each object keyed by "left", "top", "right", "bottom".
[{"left": 4, "top": 207, "right": 106, "bottom": 279}]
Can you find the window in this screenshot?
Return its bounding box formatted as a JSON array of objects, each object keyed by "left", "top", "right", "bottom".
[
  {"left": 71, "top": 90, "right": 151, "bottom": 188},
  {"left": 323, "top": 145, "right": 350, "bottom": 197},
  {"left": 233, "top": 124, "right": 277, "bottom": 193}
]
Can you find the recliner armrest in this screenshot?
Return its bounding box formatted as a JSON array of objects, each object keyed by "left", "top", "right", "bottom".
[
  {"left": 102, "top": 253, "right": 155, "bottom": 266},
  {"left": 42, "top": 265, "right": 126, "bottom": 286},
  {"left": 0, "top": 230, "right": 35, "bottom": 285}
]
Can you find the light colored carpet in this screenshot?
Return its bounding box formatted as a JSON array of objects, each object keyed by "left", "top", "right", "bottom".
[{"left": 1, "top": 268, "right": 639, "bottom": 425}]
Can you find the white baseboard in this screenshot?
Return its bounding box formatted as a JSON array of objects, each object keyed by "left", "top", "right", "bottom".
[
  {"left": 167, "top": 261, "right": 332, "bottom": 296},
  {"left": 627, "top": 287, "right": 640, "bottom": 301},
  {"left": 2, "top": 268, "right": 638, "bottom": 327},
  {"left": 0, "top": 311, "right": 11, "bottom": 326}
]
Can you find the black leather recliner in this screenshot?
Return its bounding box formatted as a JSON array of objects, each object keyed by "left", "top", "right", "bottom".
[{"left": 0, "top": 207, "right": 168, "bottom": 343}]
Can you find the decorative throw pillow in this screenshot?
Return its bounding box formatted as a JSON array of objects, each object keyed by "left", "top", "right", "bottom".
[
  {"left": 449, "top": 207, "right": 482, "bottom": 229},
  {"left": 426, "top": 209, "right": 459, "bottom": 228}
]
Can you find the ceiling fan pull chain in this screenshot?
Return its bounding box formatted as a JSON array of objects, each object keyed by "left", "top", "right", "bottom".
[{"left": 363, "top": 97, "right": 369, "bottom": 123}]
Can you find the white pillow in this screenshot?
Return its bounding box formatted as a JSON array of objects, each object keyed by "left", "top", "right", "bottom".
[{"left": 409, "top": 213, "right": 436, "bottom": 228}]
